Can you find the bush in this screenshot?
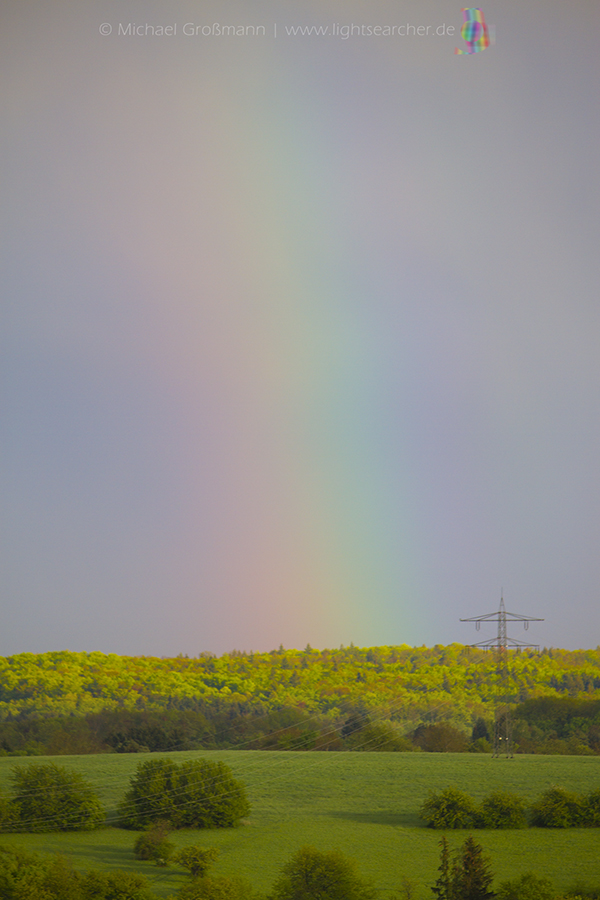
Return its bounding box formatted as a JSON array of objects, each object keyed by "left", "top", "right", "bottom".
[
  {"left": 177, "top": 874, "right": 258, "bottom": 899},
  {"left": 345, "top": 722, "right": 413, "bottom": 752},
  {"left": 469, "top": 738, "right": 492, "bottom": 754},
  {"left": 0, "top": 847, "right": 79, "bottom": 900},
  {"left": 420, "top": 788, "right": 477, "bottom": 829},
  {"left": 531, "top": 786, "right": 583, "bottom": 828},
  {"left": 0, "top": 845, "right": 154, "bottom": 900},
  {"left": 471, "top": 718, "right": 490, "bottom": 742},
  {"left": 119, "top": 757, "right": 250, "bottom": 829},
  {"left": 581, "top": 789, "right": 600, "bottom": 827},
  {"left": 0, "top": 790, "right": 14, "bottom": 828},
  {"left": 10, "top": 762, "right": 105, "bottom": 832},
  {"left": 412, "top": 724, "right": 469, "bottom": 753},
  {"left": 496, "top": 873, "right": 555, "bottom": 900},
  {"left": 270, "top": 845, "right": 377, "bottom": 900},
  {"left": 80, "top": 869, "right": 155, "bottom": 899},
  {"left": 477, "top": 790, "right": 528, "bottom": 829},
  {"left": 133, "top": 820, "right": 175, "bottom": 865},
  {"left": 176, "top": 846, "right": 219, "bottom": 877}
]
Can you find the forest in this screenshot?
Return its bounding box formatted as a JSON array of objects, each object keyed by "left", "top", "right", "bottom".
[{"left": 1, "top": 645, "right": 599, "bottom": 756}]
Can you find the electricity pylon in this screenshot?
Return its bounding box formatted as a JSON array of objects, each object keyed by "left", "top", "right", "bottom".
[{"left": 461, "top": 595, "right": 543, "bottom": 757}]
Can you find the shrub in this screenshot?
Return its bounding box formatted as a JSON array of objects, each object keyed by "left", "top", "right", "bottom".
[
  {"left": 119, "top": 757, "right": 250, "bottom": 829},
  {"left": 81, "top": 869, "right": 155, "bottom": 899},
  {"left": 420, "top": 788, "right": 477, "bottom": 829},
  {"left": 477, "top": 790, "right": 528, "bottom": 829},
  {"left": 133, "top": 820, "right": 175, "bottom": 865},
  {"left": 531, "top": 786, "right": 583, "bottom": 828},
  {"left": 0, "top": 847, "right": 79, "bottom": 899},
  {"left": 10, "top": 762, "right": 105, "bottom": 832},
  {"left": 0, "top": 790, "right": 14, "bottom": 828},
  {"left": 581, "top": 788, "right": 600, "bottom": 827},
  {"left": 412, "top": 724, "right": 469, "bottom": 753},
  {"left": 176, "top": 846, "right": 219, "bottom": 877},
  {"left": 346, "top": 722, "right": 413, "bottom": 752},
  {"left": 177, "top": 874, "right": 257, "bottom": 899},
  {"left": 469, "top": 738, "right": 492, "bottom": 754},
  {"left": 496, "top": 873, "right": 555, "bottom": 900},
  {"left": 270, "top": 845, "right": 377, "bottom": 900},
  {"left": 471, "top": 718, "right": 490, "bottom": 742},
  {"left": 0, "top": 845, "right": 154, "bottom": 899}
]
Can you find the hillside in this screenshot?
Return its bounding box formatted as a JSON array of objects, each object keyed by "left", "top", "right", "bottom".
[
  {"left": 3, "top": 645, "right": 600, "bottom": 717},
  {"left": 1, "top": 645, "right": 600, "bottom": 755}
]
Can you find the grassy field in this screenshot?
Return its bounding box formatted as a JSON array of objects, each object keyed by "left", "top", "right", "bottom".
[{"left": 1, "top": 751, "right": 599, "bottom": 897}]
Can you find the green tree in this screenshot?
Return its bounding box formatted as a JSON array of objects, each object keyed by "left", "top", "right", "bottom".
[
  {"left": 176, "top": 846, "right": 219, "bottom": 878},
  {"left": 81, "top": 869, "right": 155, "bottom": 899},
  {"left": 176, "top": 874, "right": 257, "bottom": 899},
  {"left": 391, "top": 877, "right": 420, "bottom": 900},
  {"left": 0, "top": 849, "right": 82, "bottom": 900},
  {"left": 346, "top": 722, "right": 412, "bottom": 752},
  {"left": 477, "top": 791, "right": 527, "bottom": 829},
  {"left": 0, "top": 789, "right": 14, "bottom": 828},
  {"left": 0, "top": 845, "right": 153, "bottom": 900},
  {"left": 119, "top": 757, "right": 250, "bottom": 829},
  {"left": 581, "top": 788, "right": 600, "bottom": 827},
  {"left": 341, "top": 712, "right": 370, "bottom": 738},
  {"left": 431, "top": 836, "right": 453, "bottom": 900},
  {"left": 421, "top": 788, "right": 477, "bottom": 829},
  {"left": 495, "top": 873, "right": 554, "bottom": 900},
  {"left": 10, "top": 762, "right": 105, "bottom": 832},
  {"left": 412, "top": 724, "right": 469, "bottom": 753},
  {"left": 531, "top": 787, "right": 583, "bottom": 828},
  {"left": 451, "top": 836, "right": 495, "bottom": 900},
  {"left": 270, "top": 846, "right": 377, "bottom": 900},
  {"left": 471, "top": 719, "right": 490, "bottom": 742},
  {"left": 119, "top": 757, "right": 178, "bottom": 826},
  {"left": 133, "top": 820, "right": 175, "bottom": 865}
]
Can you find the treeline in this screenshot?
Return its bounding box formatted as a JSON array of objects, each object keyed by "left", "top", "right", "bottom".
[
  {"left": 1, "top": 646, "right": 600, "bottom": 757},
  {"left": 2, "top": 646, "right": 600, "bottom": 723},
  {"left": 0, "top": 706, "right": 409, "bottom": 756},
  {"left": 513, "top": 697, "right": 600, "bottom": 754},
  {"left": 1, "top": 697, "right": 600, "bottom": 758}
]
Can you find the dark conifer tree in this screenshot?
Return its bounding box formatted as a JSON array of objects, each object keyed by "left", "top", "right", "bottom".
[
  {"left": 452, "top": 836, "right": 495, "bottom": 900},
  {"left": 431, "top": 836, "right": 453, "bottom": 900}
]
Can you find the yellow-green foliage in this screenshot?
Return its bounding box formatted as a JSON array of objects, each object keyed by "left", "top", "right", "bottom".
[{"left": 1, "top": 645, "right": 600, "bottom": 727}]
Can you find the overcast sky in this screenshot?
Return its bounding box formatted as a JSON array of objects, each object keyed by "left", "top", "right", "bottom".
[{"left": 1, "top": 0, "right": 599, "bottom": 656}]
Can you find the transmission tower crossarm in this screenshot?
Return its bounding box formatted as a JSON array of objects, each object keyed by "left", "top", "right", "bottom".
[
  {"left": 460, "top": 611, "right": 544, "bottom": 623},
  {"left": 460, "top": 611, "right": 502, "bottom": 622},
  {"left": 503, "top": 611, "right": 544, "bottom": 622}
]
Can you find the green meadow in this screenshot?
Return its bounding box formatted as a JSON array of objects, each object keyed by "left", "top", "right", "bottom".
[{"left": 1, "top": 751, "right": 600, "bottom": 897}]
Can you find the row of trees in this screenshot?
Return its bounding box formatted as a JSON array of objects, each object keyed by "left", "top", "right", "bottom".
[
  {"left": 421, "top": 786, "right": 600, "bottom": 829},
  {"left": 0, "top": 759, "right": 249, "bottom": 833},
  {"left": 2, "top": 646, "right": 600, "bottom": 736},
  {"left": 3, "top": 698, "right": 600, "bottom": 758}
]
